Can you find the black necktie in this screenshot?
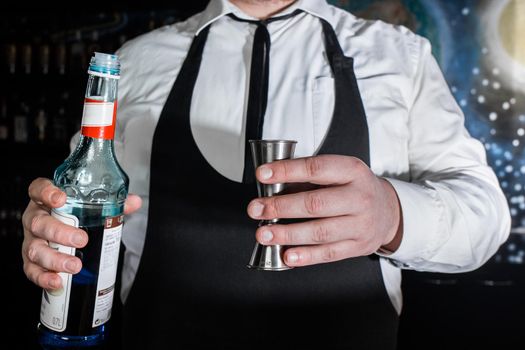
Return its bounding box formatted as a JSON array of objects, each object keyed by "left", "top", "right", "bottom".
[{"left": 228, "top": 10, "right": 303, "bottom": 183}]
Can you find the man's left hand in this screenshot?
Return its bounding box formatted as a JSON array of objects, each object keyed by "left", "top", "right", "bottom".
[{"left": 247, "top": 154, "right": 402, "bottom": 267}]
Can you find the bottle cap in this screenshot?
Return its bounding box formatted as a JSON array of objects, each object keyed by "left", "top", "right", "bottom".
[{"left": 88, "top": 52, "right": 120, "bottom": 79}]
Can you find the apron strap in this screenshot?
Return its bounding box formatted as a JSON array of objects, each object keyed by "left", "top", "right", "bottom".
[{"left": 318, "top": 18, "right": 371, "bottom": 166}]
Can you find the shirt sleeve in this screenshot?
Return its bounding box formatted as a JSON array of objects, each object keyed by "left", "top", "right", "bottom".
[{"left": 380, "top": 36, "right": 511, "bottom": 272}]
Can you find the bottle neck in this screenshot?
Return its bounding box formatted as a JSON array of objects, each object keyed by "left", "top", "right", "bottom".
[
  {"left": 80, "top": 74, "right": 119, "bottom": 140},
  {"left": 76, "top": 134, "right": 116, "bottom": 160}
]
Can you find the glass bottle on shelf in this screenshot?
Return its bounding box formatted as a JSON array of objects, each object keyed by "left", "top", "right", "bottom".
[
  {"left": 34, "top": 94, "right": 48, "bottom": 144},
  {"left": 55, "top": 38, "right": 67, "bottom": 76},
  {"left": 13, "top": 97, "right": 29, "bottom": 144},
  {"left": 5, "top": 28, "right": 17, "bottom": 75},
  {"left": 69, "top": 30, "right": 87, "bottom": 74},
  {"left": 0, "top": 96, "right": 9, "bottom": 143},
  {"left": 39, "top": 32, "right": 51, "bottom": 76},
  {"left": 50, "top": 91, "right": 70, "bottom": 145}
]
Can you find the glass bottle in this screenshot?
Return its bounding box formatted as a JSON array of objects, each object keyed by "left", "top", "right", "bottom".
[{"left": 37, "top": 52, "right": 128, "bottom": 349}]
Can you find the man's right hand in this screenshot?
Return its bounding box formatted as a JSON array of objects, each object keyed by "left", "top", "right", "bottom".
[{"left": 21, "top": 178, "right": 142, "bottom": 290}]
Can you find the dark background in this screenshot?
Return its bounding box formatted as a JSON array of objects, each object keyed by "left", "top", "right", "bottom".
[{"left": 1, "top": 1, "right": 523, "bottom": 349}]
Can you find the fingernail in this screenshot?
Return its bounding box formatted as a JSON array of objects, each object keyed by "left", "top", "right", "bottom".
[
  {"left": 49, "top": 278, "right": 60, "bottom": 289},
  {"left": 51, "top": 191, "right": 63, "bottom": 204},
  {"left": 259, "top": 166, "right": 273, "bottom": 180},
  {"left": 261, "top": 230, "right": 273, "bottom": 243},
  {"left": 287, "top": 252, "right": 299, "bottom": 264},
  {"left": 251, "top": 202, "right": 264, "bottom": 217},
  {"left": 65, "top": 260, "right": 79, "bottom": 273},
  {"left": 71, "top": 233, "right": 85, "bottom": 247}
]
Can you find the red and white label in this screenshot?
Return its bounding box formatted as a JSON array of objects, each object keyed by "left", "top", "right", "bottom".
[{"left": 81, "top": 98, "right": 117, "bottom": 140}]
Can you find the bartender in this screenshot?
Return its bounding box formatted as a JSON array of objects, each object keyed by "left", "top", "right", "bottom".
[{"left": 22, "top": 0, "right": 511, "bottom": 348}]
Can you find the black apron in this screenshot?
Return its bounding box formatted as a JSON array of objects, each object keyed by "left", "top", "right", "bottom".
[{"left": 123, "top": 17, "right": 398, "bottom": 350}]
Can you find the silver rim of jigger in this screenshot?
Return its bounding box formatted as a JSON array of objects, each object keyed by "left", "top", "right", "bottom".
[{"left": 249, "top": 139, "right": 298, "bottom": 144}]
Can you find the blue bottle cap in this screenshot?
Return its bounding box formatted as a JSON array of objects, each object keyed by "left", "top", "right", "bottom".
[{"left": 88, "top": 52, "right": 120, "bottom": 79}]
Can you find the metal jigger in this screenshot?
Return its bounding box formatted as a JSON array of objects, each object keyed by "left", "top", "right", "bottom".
[{"left": 248, "top": 139, "right": 297, "bottom": 271}]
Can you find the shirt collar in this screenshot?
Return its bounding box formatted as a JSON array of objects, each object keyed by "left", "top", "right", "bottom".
[{"left": 195, "top": 0, "right": 340, "bottom": 35}]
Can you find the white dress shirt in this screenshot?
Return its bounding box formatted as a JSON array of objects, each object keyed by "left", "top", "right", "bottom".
[{"left": 87, "top": 0, "right": 511, "bottom": 314}]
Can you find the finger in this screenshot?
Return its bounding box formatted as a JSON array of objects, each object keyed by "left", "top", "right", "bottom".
[
  {"left": 28, "top": 178, "right": 66, "bottom": 208},
  {"left": 284, "top": 240, "right": 366, "bottom": 267},
  {"left": 124, "top": 194, "right": 142, "bottom": 215},
  {"left": 27, "top": 212, "right": 88, "bottom": 248},
  {"left": 255, "top": 216, "right": 356, "bottom": 246},
  {"left": 23, "top": 261, "right": 63, "bottom": 289},
  {"left": 256, "top": 155, "right": 367, "bottom": 185},
  {"left": 248, "top": 185, "right": 355, "bottom": 220},
  {"left": 24, "top": 239, "right": 82, "bottom": 274},
  {"left": 22, "top": 201, "right": 50, "bottom": 232}
]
